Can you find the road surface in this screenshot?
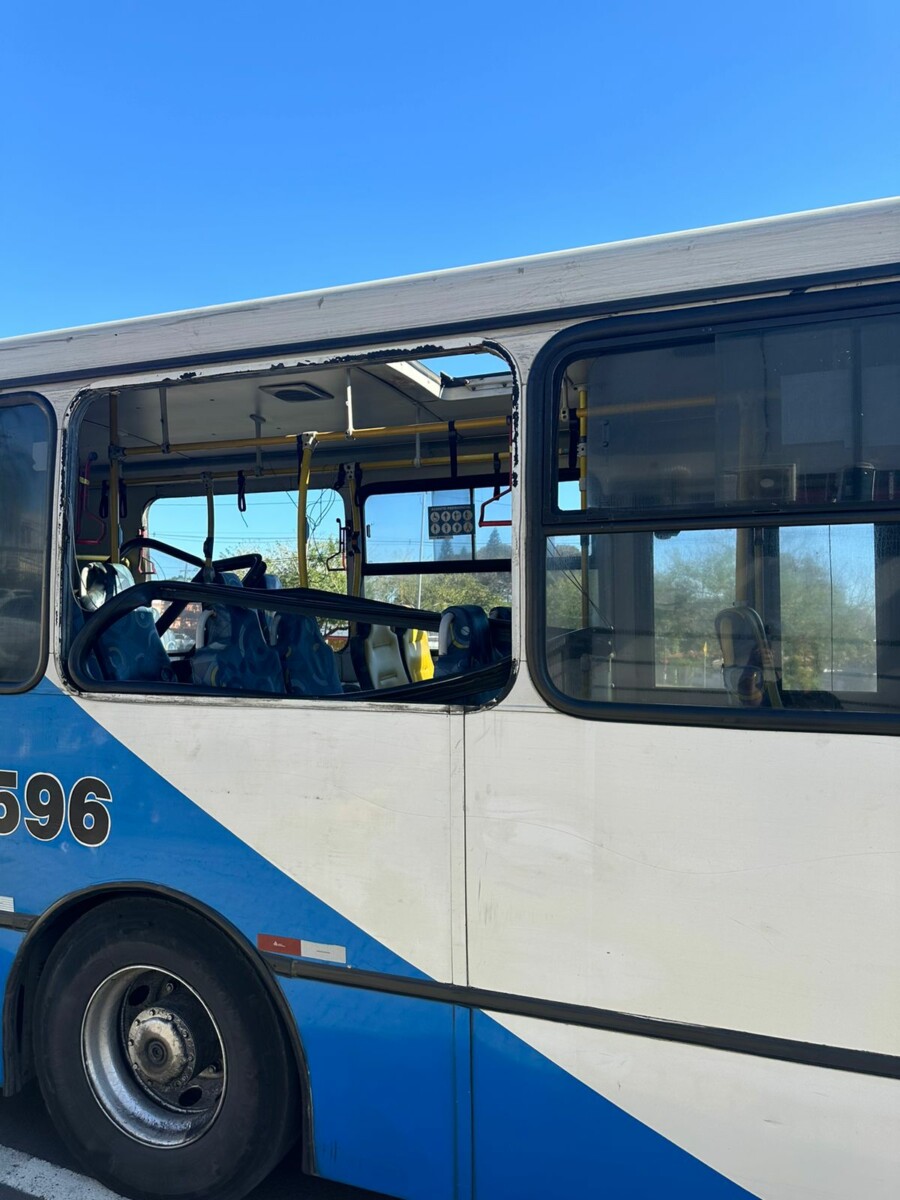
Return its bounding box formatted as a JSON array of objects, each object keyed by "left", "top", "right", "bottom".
[{"left": 0, "top": 1083, "right": 394, "bottom": 1200}]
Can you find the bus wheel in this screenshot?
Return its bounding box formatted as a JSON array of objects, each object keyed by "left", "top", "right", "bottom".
[{"left": 33, "top": 898, "right": 298, "bottom": 1200}]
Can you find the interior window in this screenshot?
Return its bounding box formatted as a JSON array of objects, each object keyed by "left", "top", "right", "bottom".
[
  {"left": 146, "top": 490, "right": 346, "bottom": 652},
  {"left": 363, "top": 485, "right": 512, "bottom": 613}
]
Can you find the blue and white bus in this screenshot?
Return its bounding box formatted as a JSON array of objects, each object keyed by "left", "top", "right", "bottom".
[{"left": 0, "top": 198, "right": 898, "bottom": 1200}]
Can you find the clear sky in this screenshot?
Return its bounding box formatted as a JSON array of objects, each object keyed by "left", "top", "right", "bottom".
[{"left": 2, "top": 0, "right": 898, "bottom": 338}]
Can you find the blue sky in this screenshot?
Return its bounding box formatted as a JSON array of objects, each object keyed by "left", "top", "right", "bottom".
[{"left": 2, "top": 1, "right": 898, "bottom": 338}]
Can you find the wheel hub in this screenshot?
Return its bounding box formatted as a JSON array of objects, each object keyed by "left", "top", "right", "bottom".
[
  {"left": 127, "top": 1008, "right": 195, "bottom": 1088},
  {"left": 81, "top": 966, "right": 227, "bottom": 1147}
]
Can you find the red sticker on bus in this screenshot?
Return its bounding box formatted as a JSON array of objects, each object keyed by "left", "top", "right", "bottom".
[{"left": 257, "top": 933, "right": 302, "bottom": 956}]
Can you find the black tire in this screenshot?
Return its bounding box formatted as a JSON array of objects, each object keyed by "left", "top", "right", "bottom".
[{"left": 33, "top": 898, "right": 299, "bottom": 1200}]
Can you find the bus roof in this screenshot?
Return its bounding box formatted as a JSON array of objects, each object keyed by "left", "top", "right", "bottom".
[{"left": 2, "top": 196, "right": 899, "bottom": 389}]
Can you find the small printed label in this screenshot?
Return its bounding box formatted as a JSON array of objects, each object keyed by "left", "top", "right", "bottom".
[
  {"left": 299, "top": 940, "right": 347, "bottom": 965},
  {"left": 256, "top": 933, "right": 348, "bottom": 965},
  {"left": 0, "top": 896, "right": 13, "bottom": 913},
  {"left": 257, "top": 933, "right": 302, "bottom": 956}
]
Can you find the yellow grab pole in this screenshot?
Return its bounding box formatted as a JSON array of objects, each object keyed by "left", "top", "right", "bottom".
[
  {"left": 124, "top": 451, "right": 511, "bottom": 489},
  {"left": 296, "top": 437, "right": 314, "bottom": 589},
  {"left": 121, "top": 416, "right": 509, "bottom": 458}
]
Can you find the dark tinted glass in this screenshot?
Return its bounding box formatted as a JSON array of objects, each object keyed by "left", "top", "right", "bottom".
[
  {"left": 558, "top": 314, "right": 900, "bottom": 517},
  {"left": 543, "top": 520, "right": 897, "bottom": 715},
  {"left": 0, "top": 400, "right": 53, "bottom": 688}
]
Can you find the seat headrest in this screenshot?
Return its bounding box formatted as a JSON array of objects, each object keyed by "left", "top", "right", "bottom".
[
  {"left": 79, "top": 562, "right": 136, "bottom": 612},
  {"left": 715, "top": 604, "right": 767, "bottom": 666},
  {"left": 438, "top": 605, "right": 491, "bottom": 659}
]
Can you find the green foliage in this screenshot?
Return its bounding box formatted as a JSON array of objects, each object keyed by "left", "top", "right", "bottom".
[
  {"left": 228, "top": 532, "right": 512, "bottom": 615},
  {"left": 654, "top": 529, "right": 876, "bottom": 691},
  {"left": 545, "top": 527, "right": 877, "bottom": 694},
  {"left": 241, "top": 537, "right": 346, "bottom": 594},
  {"left": 779, "top": 541, "right": 875, "bottom": 689},
  {"left": 653, "top": 531, "right": 734, "bottom": 687},
  {"left": 365, "top": 528, "right": 512, "bottom": 613}
]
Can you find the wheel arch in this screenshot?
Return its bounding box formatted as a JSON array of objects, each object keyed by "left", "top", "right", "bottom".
[{"left": 3, "top": 881, "right": 317, "bottom": 1173}]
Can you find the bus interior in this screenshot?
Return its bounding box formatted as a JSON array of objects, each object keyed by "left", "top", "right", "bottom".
[{"left": 64, "top": 349, "right": 515, "bottom": 705}]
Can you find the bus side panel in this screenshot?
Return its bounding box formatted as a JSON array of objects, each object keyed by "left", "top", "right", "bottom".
[
  {"left": 279, "top": 979, "right": 464, "bottom": 1200},
  {"left": 471, "top": 1010, "right": 759, "bottom": 1200},
  {"left": 0, "top": 683, "right": 461, "bottom": 1194},
  {"left": 465, "top": 703, "right": 899, "bottom": 1049},
  {"left": 0, "top": 685, "right": 421, "bottom": 974},
  {"left": 473, "top": 1012, "right": 900, "bottom": 1200}
]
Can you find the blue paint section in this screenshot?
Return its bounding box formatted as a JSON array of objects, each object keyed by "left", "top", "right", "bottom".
[
  {"left": 452, "top": 1008, "right": 474, "bottom": 1200},
  {"left": 472, "top": 1011, "right": 760, "bottom": 1200},
  {"left": 0, "top": 683, "right": 421, "bottom": 979},
  {"left": 0, "top": 929, "right": 25, "bottom": 1088},
  {"left": 280, "top": 978, "right": 460, "bottom": 1200}
]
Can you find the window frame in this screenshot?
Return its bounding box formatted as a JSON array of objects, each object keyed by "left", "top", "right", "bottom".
[
  {"left": 526, "top": 284, "right": 900, "bottom": 735},
  {"left": 0, "top": 391, "right": 56, "bottom": 695}
]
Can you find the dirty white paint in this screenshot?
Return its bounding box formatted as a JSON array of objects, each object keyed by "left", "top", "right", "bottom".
[
  {"left": 465, "top": 701, "right": 900, "bottom": 1054},
  {"left": 487, "top": 1012, "right": 900, "bottom": 1200}
]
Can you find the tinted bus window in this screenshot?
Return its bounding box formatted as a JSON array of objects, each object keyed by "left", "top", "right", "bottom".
[
  {"left": 541, "top": 307, "right": 900, "bottom": 722},
  {"left": 0, "top": 397, "right": 54, "bottom": 690}
]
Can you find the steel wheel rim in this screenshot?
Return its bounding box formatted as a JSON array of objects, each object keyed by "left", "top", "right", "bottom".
[{"left": 81, "top": 965, "right": 227, "bottom": 1147}]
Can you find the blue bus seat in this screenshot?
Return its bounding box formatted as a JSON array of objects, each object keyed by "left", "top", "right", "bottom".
[
  {"left": 272, "top": 612, "right": 342, "bottom": 697},
  {"left": 488, "top": 606, "right": 512, "bottom": 660},
  {"left": 79, "top": 562, "right": 175, "bottom": 684},
  {"left": 434, "top": 605, "right": 493, "bottom": 678},
  {"left": 191, "top": 604, "right": 285, "bottom": 694}
]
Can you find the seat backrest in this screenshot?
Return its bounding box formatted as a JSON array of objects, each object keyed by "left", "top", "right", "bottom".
[
  {"left": 488, "top": 606, "right": 512, "bottom": 660},
  {"left": 350, "top": 624, "right": 409, "bottom": 690},
  {"left": 78, "top": 562, "right": 175, "bottom": 683},
  {"left": 273, "top": 613, "right": 342, "bottom": 697},
  {"left": 80, "top": 562, "right": 135, "bottom": 612},
  {"left": 365, "top": 624, "right": 409, "bottom": 689},
  {"left": 435, "top": 605, "right": 492, "bottom": 678},
  {"left": 191, "top": 603, "right": 285, "bottom": 694},
  {"left": 400, "top": 627, "right": 435, "bottom": 682},
  {"left": 715, "top": 604, "right": 782, "bottom": 708}
]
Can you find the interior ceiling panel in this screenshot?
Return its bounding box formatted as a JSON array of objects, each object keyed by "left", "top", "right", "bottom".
[{"left": 75, "top": 357, "right": 512, "bottom": 472}]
